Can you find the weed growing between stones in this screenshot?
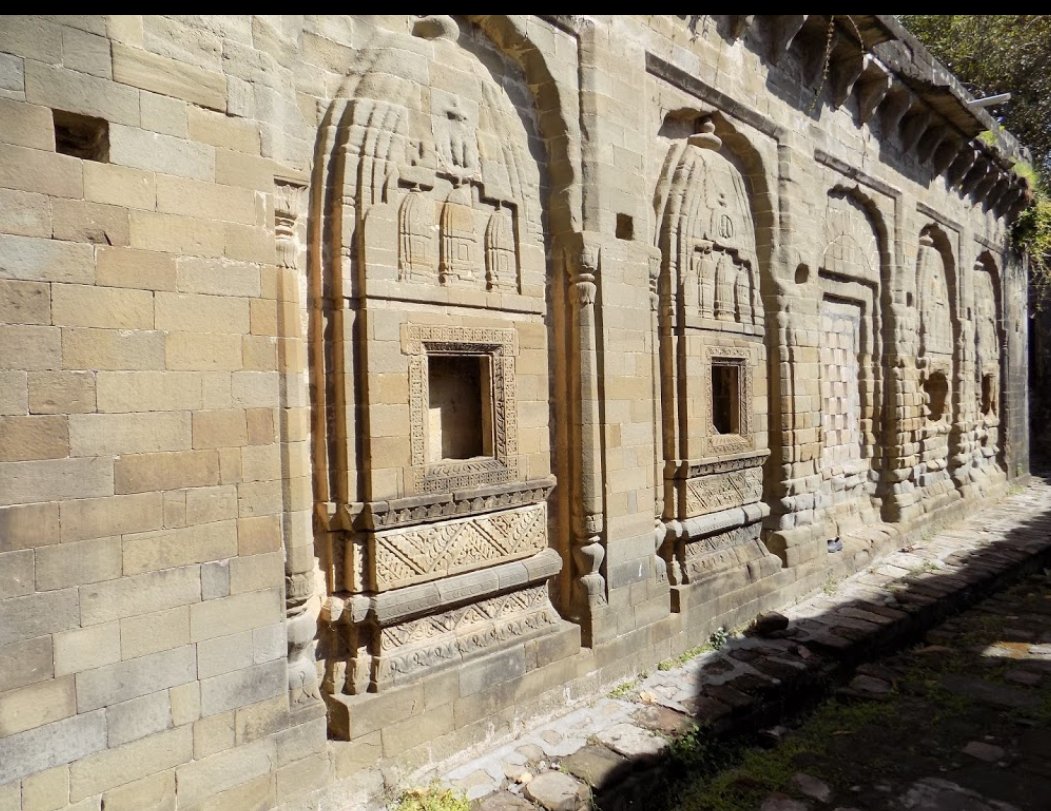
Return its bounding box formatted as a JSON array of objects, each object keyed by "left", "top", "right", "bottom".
[{"left": 391, "top": 785, "right": 470, "bottom": 811}]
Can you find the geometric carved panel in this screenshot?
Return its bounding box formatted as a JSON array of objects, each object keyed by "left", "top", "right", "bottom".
[
  {"left": 819, "top": 299, "right": 863, "bottom": 476},
  {"left": 371, "top": 502, "right": 546, "bottom": 591},
  {"left": 378, "top": 583, "right": 559, "bottom": 683},
  {"left": 684, "top": 467, "right": 763, "bottom": 518}
]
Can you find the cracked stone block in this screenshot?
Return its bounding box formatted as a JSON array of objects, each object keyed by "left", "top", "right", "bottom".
[
  {"left": 561, "top": 745, "right": 626, "bottom": 789},
  {"left": 523, "top": 771, "right": 589, "bottom": 811},
  {"left": 593, "top": 723, "right": 667, "bottom": 759}
]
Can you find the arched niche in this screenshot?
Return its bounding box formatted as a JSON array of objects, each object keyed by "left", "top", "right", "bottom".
[
  {"left": 653, "top": 115, "right": 780, "bottom": 604},
  {"left": 913, "top": 224, "right": 961, "bottom": 498},
  {"left": 305, "top": 15, "right": 576, "bottom": 736},
  {"left": 973, "top": 251, "right": 1006, "bottom": 471},
  {"left": 814, "top": 186, "right": 889, "bottom": 536}
]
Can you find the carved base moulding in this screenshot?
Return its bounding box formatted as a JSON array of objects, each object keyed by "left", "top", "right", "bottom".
[
  {"left": 374, "top": 583, "right": 562, "bottom": 688},
  {"left": 324, "top": 548, "right": 565, "bottom": 704}
]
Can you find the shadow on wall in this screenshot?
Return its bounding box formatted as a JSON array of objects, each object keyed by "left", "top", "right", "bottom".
[
  {"left": 575, "top": 470, "right": 1051, "bottom": 811},
  {"left": 1029, "top": 307, "right": 1051, "bottom": 461}
]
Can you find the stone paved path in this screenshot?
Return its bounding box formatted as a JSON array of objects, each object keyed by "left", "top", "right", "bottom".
[{"left": 398, "top": 476, "right": 1051, "bottom": 811}]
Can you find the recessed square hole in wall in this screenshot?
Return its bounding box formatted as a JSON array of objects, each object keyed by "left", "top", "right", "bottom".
[
  {"left": 53, "top": 109, "right": 109, "bottom": 162},
  {"left": 924, "top": 371, "right": 948, "bottom": 421},
  {"left": 711, "top": 362, "right": 741, "bottom": 435},
  {"left": 615, "top": 213, "right": 634, "bottom": 240},
  {"left": 427, "top": 354, "right": 494, "bottom": 462}
]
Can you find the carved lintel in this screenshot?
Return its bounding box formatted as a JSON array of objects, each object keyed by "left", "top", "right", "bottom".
[
  {"left": 830, "top": 50, "right": 866, "bottom": 108},
  {"left": 730, "top": 15, "right": 755, "bottom": 40},
  {"left": 879, "top": 85, "right": 913, "bottom": 135},
  {"left": 916, "top": 124, "right": 950, "bottom": 164},
  {"left": 948, "top": 148, "right": 979, "bottom": 187},
  {"left": 856, "top": 58, "right": 892, "bottom": 123},
  {"left": 769, "top": 15, "right": 808, "bottom": 65},
  {"left": 900, "top": 107, "right": 933, "bottom": 154},
  {"left": 932, "top": 139, "right": 963, "bottom": 176}
]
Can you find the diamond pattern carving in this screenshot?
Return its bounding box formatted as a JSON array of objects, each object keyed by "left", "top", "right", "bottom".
[{"left": 372, "top": 503, "right": 546, "bottom": 590}]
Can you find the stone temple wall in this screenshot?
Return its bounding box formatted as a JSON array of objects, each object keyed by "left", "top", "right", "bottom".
[{"left": 0, "top": 14, "right": 1031, "bottom": 810}]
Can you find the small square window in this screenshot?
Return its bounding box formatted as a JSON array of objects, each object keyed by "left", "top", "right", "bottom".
[
  {"left": 427, "top": 355, "right": 494, "bottom": 462},
  {"left": 53, "top": 110, "right": 109, "bottom": 162},
  {"left": 711, "top": 363, "right": 741, "bottom": 435}
]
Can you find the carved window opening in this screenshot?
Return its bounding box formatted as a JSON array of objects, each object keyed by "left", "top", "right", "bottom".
[
  {"left": 426, "top": 354, "right": 494, "bottom": 462},
  {"left": 924, "top": 371, "right": 949, "bottom": 421},
  {"left": 53, "top": 110, "right": 108, "bottom": 162},
  {"left": 615, "top": 213, "right": 634, "bottom": 240},
  {"left": 711, "top": 362, "right": 742, "bottom": 435},
  {"left": 981, "top": 373, "right": 995, "bottom": 417},
  {"left": 404, "top": 324, "right": 518, "bottom": 494}
]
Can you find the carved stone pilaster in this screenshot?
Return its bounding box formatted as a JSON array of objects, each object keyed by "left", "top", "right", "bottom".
[
  {"left": 274, "top": 178, "right": 306, "bottom": 270},
  {"left": 567, "top": 233, "right": 607, "bottom": 617}
]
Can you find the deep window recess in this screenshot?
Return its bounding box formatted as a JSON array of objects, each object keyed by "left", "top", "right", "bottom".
[
  {"left": 427, "top": 355, "right": 494, "bottom": 462},
  {"left": 981, "top": 373, "right": 995, "bottom": 416},
  {"left": 53, "top": 110, "right": 109, "bottom": 162},
  {"left": 924, "top": 371, "right": 949, "bottom": 421},
  {"left": 711, "top": 363, "right": 741, "bottom": 435}
]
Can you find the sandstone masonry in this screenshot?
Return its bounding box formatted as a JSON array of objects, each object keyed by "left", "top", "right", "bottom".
[{"left": 0, "top": 14, "right": 1032, "bottom": 811}]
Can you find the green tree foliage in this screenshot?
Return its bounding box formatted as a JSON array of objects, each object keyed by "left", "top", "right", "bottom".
[
  {"left": 902, "top": 16, "right": 1051, "bottom": 288},
  {"left": 900, "top": 15, "right": 1051, "bottom": 183}
]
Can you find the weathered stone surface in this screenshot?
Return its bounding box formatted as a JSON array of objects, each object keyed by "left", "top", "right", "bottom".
[
  {"left": 523, "top": 771, "right": 589, "bottom": 811},
  {"left": 593, "top": 723, "right": 667, "bottom": 759},
  {"left": 474, "top": 791, "right": 537, "bottom": 811},
  {"left": 562, "top": 745, "right": 627, "bottom": 789},
  {"left": 0, "top": 13, "right": 1038, "bottom": 811}
]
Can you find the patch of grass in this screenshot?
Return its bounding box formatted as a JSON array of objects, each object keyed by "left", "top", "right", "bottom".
[
  {"left": 822, "top": 574, "right": 841, "bottom": 596},
  {"left": 907, "top": 560, "right": 940, "bottom": 576},
  {"left": 608, "top": 679, "right": 638, "bottom": 699},
  {"left": 391, "top": 785, "right": 469, "bottom": 811}
]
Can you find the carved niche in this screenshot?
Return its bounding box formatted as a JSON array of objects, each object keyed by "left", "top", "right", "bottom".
[
  {"left": 815, "top": 189, "right": 885, "bottom": 529},
  {"left": 310, "top": 17, "right": 564, "bottom": 720},
  {"left": 973, "top": 257, "right": 1003, "bottom": 469},
  {"left": 913, "top": 230, "right": 958, "bottom": 491},
  {"left": 655, "top": 117, "right": 776, "bottom": 593}
]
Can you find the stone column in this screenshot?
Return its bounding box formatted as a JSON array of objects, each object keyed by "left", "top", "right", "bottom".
[{"left": 567, "top": 233, "right": 607, "bottom": 644}]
